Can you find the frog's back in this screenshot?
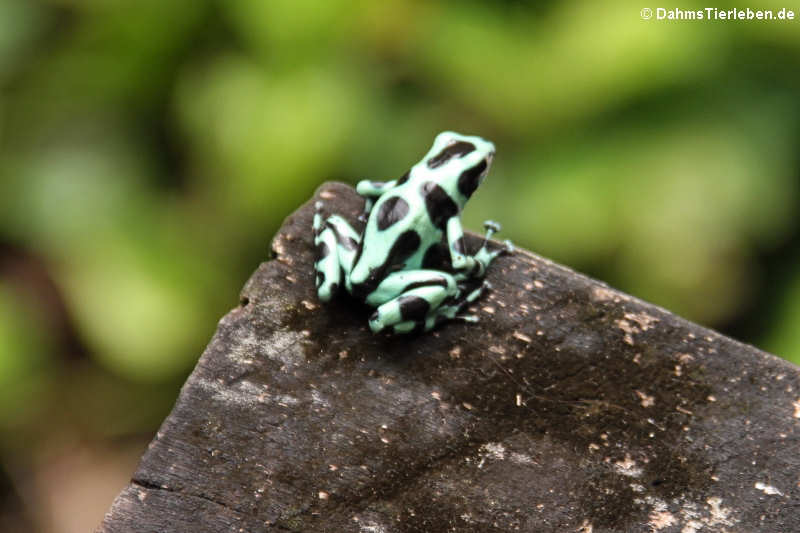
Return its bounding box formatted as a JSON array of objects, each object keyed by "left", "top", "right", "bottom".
[
  {"left": 366, "top": 182, "right": 443, "bottom": 262},
  {"left": 349, "top": 182, "right": 443, "bottom": 290}
]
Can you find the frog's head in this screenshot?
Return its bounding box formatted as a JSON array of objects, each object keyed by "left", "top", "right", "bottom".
[{"left": 418, "top": 131, "right": 495, "bottom": 205}]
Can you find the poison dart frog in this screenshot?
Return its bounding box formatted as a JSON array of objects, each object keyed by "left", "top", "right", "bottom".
[{"left": 313, "top": 131, "right": 513, "bottom": 334}]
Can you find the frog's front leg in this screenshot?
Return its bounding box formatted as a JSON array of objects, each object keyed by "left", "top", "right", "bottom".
[
  {"left": 473, "top": 220, "right": 514, "bottom": 269},
  {"left": 446, "top": 217, "right": 513, "bottom": 281},
  {"left": 313, "top": 202, "right": 361, "bottom": 302},
  {"left": 356, "top": 178, "right": 399, "bottom": 218}
]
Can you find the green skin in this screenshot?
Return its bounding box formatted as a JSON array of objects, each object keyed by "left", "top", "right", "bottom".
[{"left": 314, "top": 131, "right": 513, "bottom": 334}]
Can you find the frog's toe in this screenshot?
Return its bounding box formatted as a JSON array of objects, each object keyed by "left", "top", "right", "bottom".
[
  {"left": 486, "top": 241, "right": 513, "bottom": 261},
  {"left": 368, "top": 310, "right": 386, "bottom": 333},
  {"left": 460, "top": 280, "right": 489, "bottom": 304},
  {"left": 487, "top": 247, "right": 505, "bottom": 261},
  {"left": 316, "top": 280, "right": 338, "bottom": 303},
  {"left": 456, "top": 314, "right": 479, "bottom": 323},
  {"left": 483, "top": 220, "right": 502, "bottom": 233}
]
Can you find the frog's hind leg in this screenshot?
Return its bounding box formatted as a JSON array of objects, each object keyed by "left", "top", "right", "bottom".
[
  {"left": 367, "top": 270, "right": 459, "bottom": 334},
  {"left": 380, "top": 280, "right": 489, "bottom": 334},
  {"left": 313, "top": 202, "right": 360, "bottom": 302}
]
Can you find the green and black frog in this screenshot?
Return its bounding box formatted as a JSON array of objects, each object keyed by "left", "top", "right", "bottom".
[{"left": 313, "top": 131, "right": 513, "bottom": 334}]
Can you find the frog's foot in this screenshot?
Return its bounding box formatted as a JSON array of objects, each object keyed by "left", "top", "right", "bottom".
[
  {"left": 421, "top": 280, "right": 489, "bottom": 331},
  {"left": 314, "top": 226, "right": 340, "bottom": 302},
  {"left": 474, "top": 221, "right": 512, "bottom": 267},
  {"left": 314, "top": 208, "right": 361, "bottom": 302},
  {"left": 367, "top": 270, "right": 465, "bottom": 334},
  {"left": 387, "top": 320, "right": 421, "bottom": 335},
  {"left": 313, "top": 201, "right": 325, "bottom": 236},
  {"left": 462, "top": 279, "right": 490, "bottom": 303},
  {"left": 375, "top": 279, "right": 492, "bottom": 334},
  {"left": 390, "top": 310, "right": 478, "bottom": 335},
  {"left": 483, "top": 220, "right": 502, "bottom": 239},
  {"left": 368, "top": 283, "right": 452, "bottom": 334}
]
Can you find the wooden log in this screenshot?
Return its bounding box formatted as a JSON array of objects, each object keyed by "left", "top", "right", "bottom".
[{"left": 99, "top": 182, "right": 800, "bottom": 532}]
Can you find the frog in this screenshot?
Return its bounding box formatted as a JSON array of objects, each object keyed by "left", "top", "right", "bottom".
[{"left": 313, "top": 131, "right": 513, "bottom": 334}]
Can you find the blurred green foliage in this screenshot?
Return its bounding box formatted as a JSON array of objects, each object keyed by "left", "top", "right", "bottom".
[{"left": 0, "top": 0, "right": 799, "bottom": 487}]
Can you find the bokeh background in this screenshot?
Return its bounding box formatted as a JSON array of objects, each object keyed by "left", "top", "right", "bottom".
[{"left": 1, "top": 0, "right": 799, "bottom": 530}]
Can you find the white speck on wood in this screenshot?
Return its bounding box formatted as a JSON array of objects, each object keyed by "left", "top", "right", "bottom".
[
  {"left": 616, "top": 319, "right": 636, "bottom": 345},
  {"left": 510, "top": 452, "right": 535, "bottom": 465},
  {"left": 755, "top": 482, "right": 783, "bottom": 496},
  {"left": 624, "top": 311, "right": 659, "bottom": 331},
  {"left": 707, "top": 497, "right": 735, "bottom": 526},
  {"left": 512, "top": 331, "right": 532, "bottom": 343},
  {"left": 681, "top": 519, "right": 702, "bottom": 533},
  {"left": 591, "top": 286, "right": 629, "bottom": 302},
  {"left": 613, "top": 454, "right": 642, "bottom": 477},
  {"left": 480, "top": 442, "right": 506, "bottom": 461},
  {"left": 635, "top": 390, "right": 655, "bottom": 407},
  {"left": 649, "top": 510, "right": 676, "bottom": 530}
]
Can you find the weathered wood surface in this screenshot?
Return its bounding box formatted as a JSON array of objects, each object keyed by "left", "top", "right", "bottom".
[{"left": 99, "top": 182, "right": 800, "bottom": 532}]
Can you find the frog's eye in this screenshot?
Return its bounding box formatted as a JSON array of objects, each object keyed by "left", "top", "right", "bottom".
[{"left": 427, "top": 141, "right": 476, "bottom": 169}]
